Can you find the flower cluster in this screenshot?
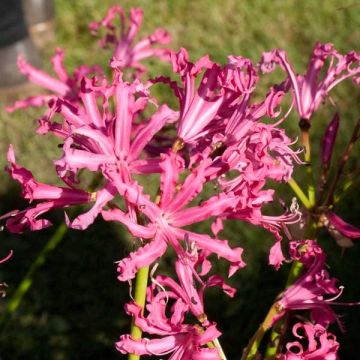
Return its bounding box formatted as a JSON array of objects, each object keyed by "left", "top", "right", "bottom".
[{"left": 2, "top": 4, "right": 360, "bottom": 359}]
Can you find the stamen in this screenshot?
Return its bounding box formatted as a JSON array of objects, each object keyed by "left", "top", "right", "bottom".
[{"left": 326, "top": 286, "right": 344, "bottom": 302}]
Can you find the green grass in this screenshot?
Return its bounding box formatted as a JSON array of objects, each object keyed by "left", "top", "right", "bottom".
[{"left": 0, "top": 0, "right": 359, "bottom": 358}]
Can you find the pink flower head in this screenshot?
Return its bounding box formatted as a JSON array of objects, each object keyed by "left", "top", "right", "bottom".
[
  {"left": 274, "top": 240, "right": 357, "bottom": 329},
  {"left": 89, "top": 6, "right": 171, "bottom": 74},
  {"left": 6, "top": 49, "right": 102, "bottom": 112},
  {"left": 280, "top": 322, "right": 339, "bottom": 360},
  {"left": 170, "top": 49, "right": 255, "bottom": 147},
  {"left": 2, "top": 145, "right": 111, "bottom": 233},
  {"left": 102, "top": 153, "right": 245, "bottom": 281},
  {"left": 260, "top": 43, "right": 360, "bottom": 120},
  {"left": 116, "top": 280, "right": 222, "bottom": 358},
  {"left": 153, "top": 248, "right": 236, "bottom": 324},
  {"left": 52, "top": 74, "right": 177, "bottom": 181}
]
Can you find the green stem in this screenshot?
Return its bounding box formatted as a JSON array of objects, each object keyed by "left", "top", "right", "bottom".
[
  {"left": 128, "top": 266, "right": 150, "bottom": 360},
  {"left": 264, "top": 260, "right": 304, "bottom": 358},
  {"left": 0, "top": 223, "right": 68, "bottom": 328},
  {"left": 287, "top": 178, "right": 311, "bottom": 209},
  {"left": 241, "top": 304, "right": 280, "bottom": 360}
]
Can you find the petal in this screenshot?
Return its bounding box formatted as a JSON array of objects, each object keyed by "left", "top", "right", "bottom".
[
  {"left": 68, "top": 184, "right": 115, "bottom": 230},
  {"left": 102, "top": 208, "right": 156, "bottom": 239},
  {"left": 117, "top": 233, "right": 167, "bottom": 281},
  {"left": 175, "top": 229, "right": 245, "bottom": 277},
  {"left": 129, "top": 105, "right": 178, "bottom": 161}
]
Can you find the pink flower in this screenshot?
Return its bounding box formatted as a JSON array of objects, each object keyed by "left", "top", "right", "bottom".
[
  {"left": 153, "top": 249, "right": 236, "bottom": 323},
  {"left": 102, "top": 153, "right": 245, "bottom": 281},
  {"left": 116, "top": 270, "right": 222, "bottom": 359},
  {"left": 6, "top": 49, "right": 102, "bottom": 112},
  {"left": 53, "top": 75, "right": 177, "bottom": 184},
  {"left": 260, "top": 43, "right": 360, "bottom": 120},
  {"left": 169, "top": 49, "right": 258, "bottom": 147},
  {"left": 274, "top": 240, "right": 358, "bottom": 329},
  {"left": 89, "top": 6, "right": 171, "bottom": 74},
  {"left": 280, "top": 322, "right": 339, "bottom": 360},
  {"left": 2, "top": 145, "right": 110, "bottom": 233}
]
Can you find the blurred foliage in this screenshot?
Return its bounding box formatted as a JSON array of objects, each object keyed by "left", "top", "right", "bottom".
[{"left": 0, "top": 0, "right": 359, "bottom": 359}]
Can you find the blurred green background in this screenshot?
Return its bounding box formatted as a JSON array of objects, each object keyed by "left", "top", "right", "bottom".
[{"left": 0, "top": 0, "right": 359, "bottom": 359}]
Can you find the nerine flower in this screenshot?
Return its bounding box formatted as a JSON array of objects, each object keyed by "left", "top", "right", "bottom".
[
  {"left": 274, "top": 240, "right": 357, "bottom": 329},
  {"left": 116, "top": 267, "right": 222, "bottom": 359},
  {"left": 89, "top": 5, "right": 171, "bottom": 73},
  {"left": 170, "top": 48, "right": 253, "bottom": 147},
  {"left": 6, "top": 49, "right": 102, "bottom": 112},
  {"left": 54, "top": 74, "right": 178, "bottom": 184},
  {"left": 2, "top": 145, "right": 113, "bottom": 233},
  {"left": 153, "top": 249, "right": 236, "bottom": 324},
  {"left": 260, "top": 42, "right": 360, "bottom": 120},
  {"left": 279, "top": 322, "right": 339, "bottom": 360},
  {"left": 102, "top": 152, "right": 245, "bottom": 281}
]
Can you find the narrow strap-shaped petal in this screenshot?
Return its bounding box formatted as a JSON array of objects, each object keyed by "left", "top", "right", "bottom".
[
  {"left": 166, "top": 159, "right": 210, "bottom": 214},
  {"left": 80, "top": 78, "right": 104, "bottom": 128},
  {"left": 175, "top": 229, "right": 245, "bottom": 277},
  {"left": 129, "top": 104, "right": 178, "bottom": 160},
  {"left": 170, "top": 193, "right": 237, "bottom": 227},
  {"left": 102, "top": 208, "right": 156, "bottom": 239},
  {"left": 17, "top": 57, "right": 70, "bottom": 96},
  {"left": 114, "top": 82, "right": 131, "bottom": 155},
  {"left": 68, "top": 185, "right": 115, "bottom": 230},
  {"left": 159, "top": 153, "right": 183, "bottom": 209},
  {"left": 117, "top": 233, "right": 167, "bottom": 281},
  {"left": 50, "top": 48, "right": 69, "bottom": 83}
]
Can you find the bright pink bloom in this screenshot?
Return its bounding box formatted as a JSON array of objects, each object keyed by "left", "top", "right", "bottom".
[
  {"left": 326, "top": 212, "right": 360, "bottom": 239},
  {"left": 102, "top": 153, "right": 245, "bottom": 281},
  {"left": 153, "top": 250, "right": 236, "bottom": 323},
  {"left": 2, "top": 145, "right": 110, "bottom": 233},
  {"left": 280, "top": 322, "right": 339, "bottom": 360},
  {"left": 6, "top": 49, "right": 102, "bottom": 112},
  {"left": 260, "top": 43, "right": 360, "bottom": 120},
  {"left": 89, "top": 6, "right": 171, "bottom": 74},
  {"left": 54, "top": 75, "right": 177, "bottom": 184},
  {"left": 274, "top": 240, "right": 357, "bottom": 329},
  {"left": 116, "top": 278, "right": 222, "bottom": 358}
]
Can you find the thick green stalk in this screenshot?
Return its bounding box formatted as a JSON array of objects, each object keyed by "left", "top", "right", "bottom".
[
  {"left": 241, "top": 304, "right": 280, "bottom": 360},
  {"left": 128, "top": 266, "right": 150, "bottom": 360},
  {"left": 0, "top": 223, "right": 67, "bottom": 328}
]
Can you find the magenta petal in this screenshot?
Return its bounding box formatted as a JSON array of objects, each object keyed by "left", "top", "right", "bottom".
[
  {"left": 114, "top": 82, "right": 132, "bottom": 155},
  {"left": 117, "top": 233, "right": 167, "bottom": 281},
  {"left": 69, "top": 185, "right": 115, "bottom": 230},
  {"left": 102, "top": 208, "right": 156, "bottom": 239},
  {"left": 116, "top": 334, "right": 179, "bottom": 356},
  {"left": 166, "top": 159, "right": 210, "bottom": 214},
  {"left": 327, "top": 212, "right": 360, "bottom": 238},
  {"left": 129, "top": 104, "right": 178, "bottom": 161},
  {"left": 269, "top": 240, "right": 285, "bottom": 270},
  {"left": 171, "top": 193, "right": 237, "bottom": 227},
  {"left": 176, "top": 229, "right": 245, "bottom": 277},
  {"left": 17, "top": 56, "right": 70, "bottom": 96},
  {"left": 159, "top": 153, "right": 183, "bottom": 209},
  {"left": 207, "top": 275, "right": 237, "bottom": 298}
]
